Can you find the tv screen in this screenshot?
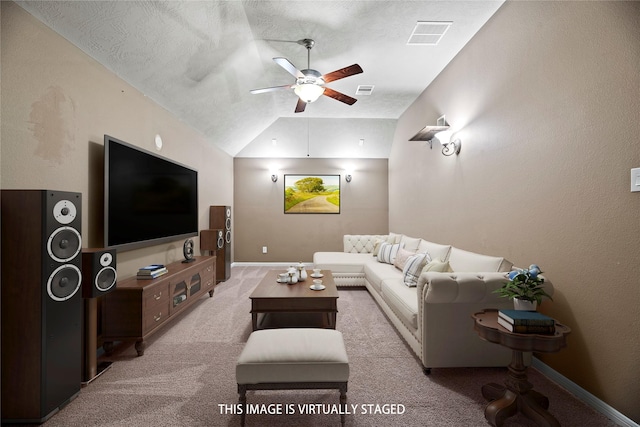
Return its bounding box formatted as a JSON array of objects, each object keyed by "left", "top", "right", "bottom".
[{"left": 104, "top": 135, "right": 198, "bottom": 251}]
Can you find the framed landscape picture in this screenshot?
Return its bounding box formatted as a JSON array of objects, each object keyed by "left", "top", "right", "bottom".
[{"left": 284, "top": 174, "right": 340, "bottom": 214}]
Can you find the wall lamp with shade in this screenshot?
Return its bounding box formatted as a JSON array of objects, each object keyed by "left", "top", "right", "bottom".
[
  {"left": 409, "top": 115, "right": 461, "bottom": 156},
  {"left": 345, "top": 174, "right": 352, "bottom": 183}
]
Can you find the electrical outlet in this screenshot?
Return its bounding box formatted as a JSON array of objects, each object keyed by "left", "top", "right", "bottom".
[{"left": 262, "top": 246, "right": 268, "bottom": 254}]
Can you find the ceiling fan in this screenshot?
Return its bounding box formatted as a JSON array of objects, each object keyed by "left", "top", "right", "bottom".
[{"left": 250, "top": 38, "right": 363, "bottom": 113}]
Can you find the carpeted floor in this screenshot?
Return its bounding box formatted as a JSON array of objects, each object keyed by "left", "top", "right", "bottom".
[{"left": 40, "top": 266, "right": 616, "bottom": 426}]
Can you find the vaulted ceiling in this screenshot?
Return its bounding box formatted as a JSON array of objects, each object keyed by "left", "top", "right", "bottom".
[{"left": 16, "top": 1, "right": 504, "bottom": 158}]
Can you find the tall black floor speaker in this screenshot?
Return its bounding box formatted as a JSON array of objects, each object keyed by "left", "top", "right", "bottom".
[
  {"left": 1, "top": 190, "right": 83, "bottom": 424},
  {"left": 209, "top": 206, "right": 231, "bottom": 282}
]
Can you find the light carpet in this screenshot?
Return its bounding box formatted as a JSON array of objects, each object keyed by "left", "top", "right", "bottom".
[{"left": 40, "top": 266, "right": 615, "bottom": 426}]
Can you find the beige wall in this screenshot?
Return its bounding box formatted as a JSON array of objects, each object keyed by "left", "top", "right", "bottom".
[
  {"left": 390, "top": 1, "right": 640, "bottom": 422},
  {"left": 0, "top": 2, "right": 234, "bottom": 279},
  {"left": 233, "top": 157, "right": 388, "bottom": 262}
]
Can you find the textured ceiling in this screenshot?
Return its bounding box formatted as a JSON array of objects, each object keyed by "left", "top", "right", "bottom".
[{"left": 16, "top": 1, "right": 504, "bottom": 158}]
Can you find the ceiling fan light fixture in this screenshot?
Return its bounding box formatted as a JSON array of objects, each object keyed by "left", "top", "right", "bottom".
[{"left": 294, "top": 83, "right": 325, "bottom": 103}]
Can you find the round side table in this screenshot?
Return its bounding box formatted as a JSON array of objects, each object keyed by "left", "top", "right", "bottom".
[{"left": 471, "top": 309, "right": 571, "bottom": 427}]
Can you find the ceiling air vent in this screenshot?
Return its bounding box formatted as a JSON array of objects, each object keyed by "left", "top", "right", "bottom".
[
  {"left": 356, "top": 85, "right": 375, "bottom": 96},
  {"left": 407, "top": 21, "right": 452, "bottom": 45}
]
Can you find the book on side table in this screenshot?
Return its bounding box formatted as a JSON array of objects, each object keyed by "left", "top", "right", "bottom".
[{"left": 498, "top": 309, "right": 555, "bottom": 334}]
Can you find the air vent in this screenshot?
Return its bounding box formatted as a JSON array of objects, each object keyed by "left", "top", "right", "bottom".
[
  {"left": 407, "top": 21, "right": 452, "bottom": 45},
  {"left": 356, "top": 85, "right": 375, "bottom": 96}
]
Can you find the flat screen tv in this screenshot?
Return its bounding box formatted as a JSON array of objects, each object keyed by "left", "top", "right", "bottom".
[{"left": 104, "top": 135, "right": 198, "bottom": 251}]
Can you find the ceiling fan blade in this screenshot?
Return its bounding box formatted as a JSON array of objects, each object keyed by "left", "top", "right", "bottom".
[
  {"left": 250, "top": 84, "right": 293, "bottom": 94},
  {"left": 321, "top": 64, "right": 363, "bottom": 83},
  {"left": 273, "top": 57, "right": 305, "bottom": 79},
  {"left": 323, "top": 87, "right": 358, "bottom": 105},
  {"left": 294, "top": 98, "right": 307, "bottom": 113}
]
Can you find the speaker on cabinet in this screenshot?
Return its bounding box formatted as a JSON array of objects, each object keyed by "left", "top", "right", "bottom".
[
  {"left": 80, "top": 248, "right": 116, "bottom": 384},
  {"left": 209, "top": 206, "right": 231, "bottom": 282},
  {"left": 1, "top": 189, "right": 83, "bottom": 424},
  {"left": 82, "top": 248, "right": 117, "bottom": 298}
]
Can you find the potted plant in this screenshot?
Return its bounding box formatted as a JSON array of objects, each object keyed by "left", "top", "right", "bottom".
[{"left": 494, "top": 264, "right": 553, "bottom": 310}]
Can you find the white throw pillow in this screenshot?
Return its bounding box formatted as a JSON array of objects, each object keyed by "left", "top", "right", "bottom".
[
  {"left": 393, "top": 248, "right": 415, "bottom": 271},
  {"left": 372, "top": 238, "right": 385, "bottom": 257},
  {"left": 422, "top": 259, "right": 453, "bottom": 273},
  {"left": 377, "top": 242, "right": 402, "bottom": 264},
  {"left": 402, "top": 252, "right": 432, "bottom": 287}
]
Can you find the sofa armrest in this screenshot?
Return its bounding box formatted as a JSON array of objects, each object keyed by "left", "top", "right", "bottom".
[
  {"left": 343, "top": 235, "right": 387, "bottom": 253},
  {"left": 417, "top": 272, "right": 554, "bottom": 304}
]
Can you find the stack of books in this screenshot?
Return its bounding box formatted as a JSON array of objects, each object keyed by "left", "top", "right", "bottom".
[
  {"left": 497, "top": 309, "right": 556, "bottom": 334},
  {"left": 137, "top": 264, "right": 168, "bottom": 279}
]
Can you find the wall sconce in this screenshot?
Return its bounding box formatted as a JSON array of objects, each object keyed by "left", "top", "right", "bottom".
[
  {"left": 270, "top": 167, "right": 279, "bottom": 182},
  {"left": 345, "top": 174, "right": 352, "bottom": 183},
  {"left": 435, "top": 131, "right": 461, "bottom": 156}
]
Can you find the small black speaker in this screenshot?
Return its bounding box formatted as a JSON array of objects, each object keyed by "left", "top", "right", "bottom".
[{"left": 81, "top": 248, "right": 117, "bottom": 298}]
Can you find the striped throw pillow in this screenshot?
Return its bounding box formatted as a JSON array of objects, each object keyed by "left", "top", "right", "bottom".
[
  {"left": 377, "top": 242, "right": 402, "bottom": 264},
  {"left": 403, "top": 252, "right": 432, "bottom": 287}
]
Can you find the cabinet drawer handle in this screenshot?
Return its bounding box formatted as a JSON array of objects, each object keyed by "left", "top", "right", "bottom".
[
  {"left": 154, "top": 292, "right": 162, "bottom": 300},
  {"left": 154, "top": 313, "right": 162, "bottom": 322},
  {"left": 207, "top": 266, "right": 213, "bottom": 272},
  {"left": 206, "top": 280, "right": 213, "bottom": 287}
]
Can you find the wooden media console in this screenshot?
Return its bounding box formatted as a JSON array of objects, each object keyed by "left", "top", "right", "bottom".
[{"left": 102, "top": 256, "right": 215, "bottom": 356}]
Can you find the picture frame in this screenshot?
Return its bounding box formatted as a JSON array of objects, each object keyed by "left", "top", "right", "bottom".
[{"left": 284, "top": 174, "right": 340, "bottom": 214}]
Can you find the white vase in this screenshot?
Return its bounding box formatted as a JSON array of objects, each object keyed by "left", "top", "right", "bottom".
[{"left": 514, "top": 298, "right": 537, "bottom": 311}]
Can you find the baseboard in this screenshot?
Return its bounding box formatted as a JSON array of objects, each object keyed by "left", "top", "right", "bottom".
[
  {"left": 532, "top": 357, "right": 638, "bottom": 427},
  {"left": 231, "top": 262, "right": 312, "bottom": 268}
]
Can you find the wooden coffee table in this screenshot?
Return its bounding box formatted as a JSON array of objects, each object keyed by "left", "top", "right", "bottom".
[{"left": 249, "top": 270, "right": 339, "bottom": 331}]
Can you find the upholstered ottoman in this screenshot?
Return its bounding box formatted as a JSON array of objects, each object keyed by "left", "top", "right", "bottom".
[{"left": 236, "top": 328, "right": 349, "bottom": 426}]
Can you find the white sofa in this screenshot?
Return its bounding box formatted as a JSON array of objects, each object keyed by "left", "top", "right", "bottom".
[{"left": 313, "top": 233, "right": 554, "bottom": 373}]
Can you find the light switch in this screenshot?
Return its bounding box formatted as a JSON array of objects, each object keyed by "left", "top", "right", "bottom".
[{"left": 631, "top": 168, "right": 640, "bottom": 193}]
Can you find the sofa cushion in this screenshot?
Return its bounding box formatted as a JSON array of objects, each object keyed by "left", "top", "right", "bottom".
[
  {"left": 393, "top": 248, "right": 415, "bottom": 271},
  {"left": 380, "top": 279, "right": 419, "bottom": 330},
  {"left": 403, "top": 252, "right": 431, "bottom": 287},
  {"left": 448, "top": 247, "right": 513, "bottom": 272},
  {"left": 417, "top": 240, "right": 451, "bottom": 262},
  {"left": 313, "top": 252, "right": 373, "bottom": 273},
  {"left": 364, "top": 261, "right": 399, "bottom": 293},
  {"left": 398, "top": 235, "right": 421, "bottom": 253},
  {"left": 377, "top": 242, "right": 402, "bottom": 264}
]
